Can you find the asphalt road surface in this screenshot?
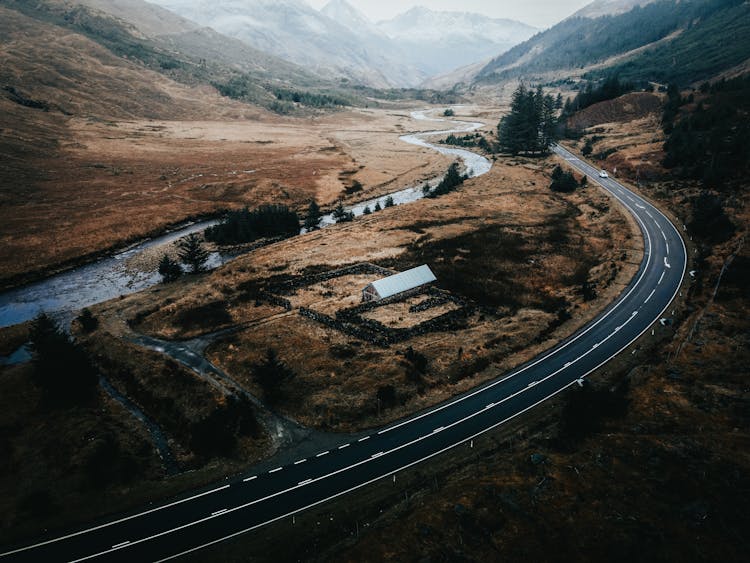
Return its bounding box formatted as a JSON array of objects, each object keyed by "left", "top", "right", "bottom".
[{"left": 1, "top": 144, "right": 687, "bottom": 562}]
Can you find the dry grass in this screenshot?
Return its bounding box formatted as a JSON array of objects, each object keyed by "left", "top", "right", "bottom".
[{"left": 120, "top": 153, "right": 640, "bottom": 433}]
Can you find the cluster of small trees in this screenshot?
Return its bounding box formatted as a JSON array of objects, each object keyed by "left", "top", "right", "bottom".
[
  {"left": 320, "top": 196, "right": 394, "bottom": 226},
  {"left": 424, "top": 162, "right": 467, "bottom": 198},
  {"left": 158, "top": 233, "right": 210, "bottom": 283},
  {"left": 205, "top": 205, "right": 300, "bottom": 245},
  {"left": 272, "top": 88, "right": 350, "bottom": 109},
  {"left": 498, "top": 84, "right": 558, "bottom": 155},
  {"left": 440, "top": 133, "right": 493, "bottom": 152},
  {"left": 332, "top": 202, "right": 355, "bottom": 223},
  {"left": 561, "top": 76, "right": 634, "bottom": 116}
]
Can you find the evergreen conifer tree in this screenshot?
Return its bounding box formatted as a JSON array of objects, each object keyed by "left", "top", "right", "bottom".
[
  {"left": 304, "top": 200, "right": 322, "bottom": 231},
  {"left": 177, "top": 233, "right": 209, "bottom": 274}
]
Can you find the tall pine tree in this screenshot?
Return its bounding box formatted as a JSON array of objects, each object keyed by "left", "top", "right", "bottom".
[{"left": 499, "top": 84, "right": 558, "bottom": 155}]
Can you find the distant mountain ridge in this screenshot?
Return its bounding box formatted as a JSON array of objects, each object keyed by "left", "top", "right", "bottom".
[
  {"left": 150, "top": 0, "right": 426, "bottom": 88},
  {"left": 149, "top": 0, "right": 536, "bottom": 88},
  {"left": 476, "top": 0, "right": 750, "bottom": 86}
]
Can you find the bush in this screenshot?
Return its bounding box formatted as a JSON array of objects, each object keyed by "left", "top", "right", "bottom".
[
  {"left": 77, "top": 308, "right": 99, "bottom": 332},
  {"left": 376, "top": 385, "right": 397, "bottom": 409},
  {"left": 158, "top": 254, "right": 182, "bottom": 283},
  {"left": 549, "top": 165, "right": 578, "bottom": 193}
]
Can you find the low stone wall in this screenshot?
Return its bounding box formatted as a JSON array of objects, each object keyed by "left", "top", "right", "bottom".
[{"left": 268, "top": 263, "right": 395, "bottom": 295}]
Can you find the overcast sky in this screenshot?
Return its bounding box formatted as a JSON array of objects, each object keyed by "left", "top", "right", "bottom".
[{"left": 305, "top": 0, "right": 593, "bottom": 28}]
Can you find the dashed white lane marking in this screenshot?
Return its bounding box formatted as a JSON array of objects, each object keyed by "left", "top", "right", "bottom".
[
  {"left": 666, "top": 242, "right": 670, "bottom": 254},
  {"left": 646, "top": 211, "right": 654, "bottom": 219},
  {"left": 294, "top": 459, "right": 306, "bottom": 465},
  {"left": 6, "top": 128, "right": 686, "bottom": 563},
  {"left": 661, "top": 229, "right": 667, "bottom": 241},
  {"left": 358, "top": 436, "right": 370, "bottom": 442},
  {"left": 211, "top": 509, "right": 227, "bottom": 517},
  {"left": 485, "top": 402, "right": 495, "bottom": 409},
  {"left": 592, "top": 342, "right": 600, "bottom": 349},
  {"left": 269, "top": 467, "right": 283, "bottom": 474},
  {"left": 112, "top": 542, "right": 130, "bottom": 549},
  {"left": 78, "top": 250, "right": 665, "bottom": 563},
  {"left": 316, "top": 451, "right": 329, "bottom": 458},
  {"left": 645, "top": 289, "right": 656, "bottom": 304},
  {"left": 659, "top": 271, "right": 666, "bottom": 284},
  {"left": 298, "top": 479, "right": 313, "bottom": 486},
  {"left": 243, "top": 476, "right": 257, "bottom": 482},
  {"left": 338, "top": 444, "right": 350, "bottom": 450},
  {"left": 433, "top": 426, "right": 445, "bottom": 434}
]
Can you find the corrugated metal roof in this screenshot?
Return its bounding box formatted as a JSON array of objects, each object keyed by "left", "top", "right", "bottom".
[{"left": 369, "top": 265, "right": 436, "bottom": 299}]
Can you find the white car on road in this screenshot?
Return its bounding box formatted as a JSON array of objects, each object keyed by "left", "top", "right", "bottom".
[{"left": 599, "top": 170, "right": 609, "bottom": 178}]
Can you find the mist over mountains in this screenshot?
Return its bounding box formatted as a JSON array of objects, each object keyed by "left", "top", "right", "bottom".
[{"left": 148, "top": 0, "right": 537, "bottom": 87}]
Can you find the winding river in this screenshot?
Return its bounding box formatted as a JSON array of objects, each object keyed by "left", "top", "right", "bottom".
[{"left": 0, "top": 108, "right": 491, "bottom": 330}]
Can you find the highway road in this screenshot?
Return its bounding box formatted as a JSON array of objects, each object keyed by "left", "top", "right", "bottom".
[{"left": 0, "top": 144, "right": 687, "bottom": 562}]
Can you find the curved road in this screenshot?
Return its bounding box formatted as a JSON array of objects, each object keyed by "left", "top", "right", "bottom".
[{"left": 1, "top": 144, "right": 687, "bottom": 562}]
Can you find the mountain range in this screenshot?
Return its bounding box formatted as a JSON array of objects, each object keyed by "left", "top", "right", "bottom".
[
  {"left": 475, "top": 0, "right": 750, "bottom": 87},
  {"left": 148, "top": 0, "right": 538, "bottom": 88}
]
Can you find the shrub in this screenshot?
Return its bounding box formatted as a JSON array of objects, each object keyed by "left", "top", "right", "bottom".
[
  {"left": 158, "top": 254, "right": 182, "bottom": 283},
  {"left": 77, "top": 308, "right": 99, "bottom": 332},
  {"left": 549, "top": 165, "right": 578, "bottom": 193}
]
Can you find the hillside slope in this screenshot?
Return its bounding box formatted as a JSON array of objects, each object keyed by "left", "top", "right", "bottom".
[{"left": 477, "top": 0, "right": 750, "bottom": 86}]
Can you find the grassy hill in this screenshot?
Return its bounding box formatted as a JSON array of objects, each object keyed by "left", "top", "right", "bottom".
[
  {"left": 477, "top": 0, "right": 750, "bottom": 87},
  {"left": 1, "top": 0, "right": 353, "bottom": 113}
]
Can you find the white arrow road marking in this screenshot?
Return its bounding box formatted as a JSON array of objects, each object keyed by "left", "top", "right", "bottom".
[{"left": 664, "top": 257, "right": 671, "bottom": 269}]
